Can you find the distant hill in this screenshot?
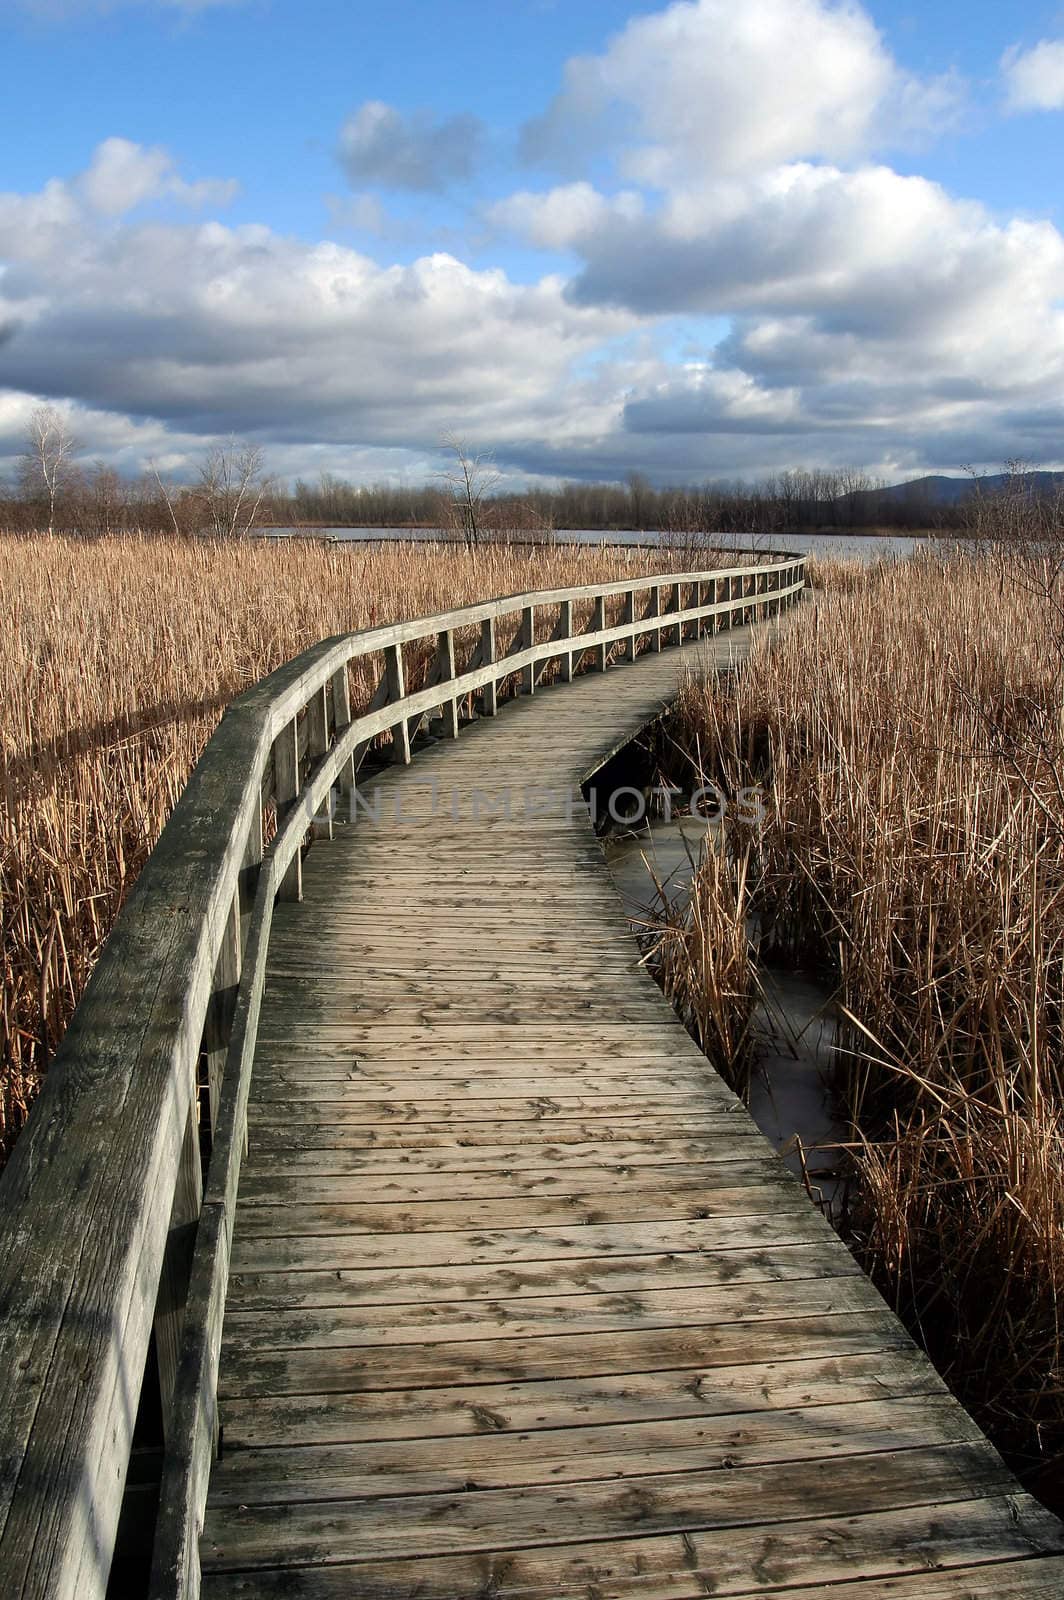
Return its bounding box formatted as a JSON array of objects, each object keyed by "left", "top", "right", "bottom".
[{"left": 873, "top": 471, "right": 1064, "bottom": 506}]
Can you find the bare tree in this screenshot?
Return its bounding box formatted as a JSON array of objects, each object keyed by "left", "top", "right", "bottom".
[
  {"left": 19, "top": 406, "right": 79, "bottom": 535},
  {"left": 197, "top": 440, "right": 274, "bottom": 538},
  {"left": 147, "top": 459, "right": 184, "bottom": 538},
  {"left": 440, "top": 433, "right": 499, "bottom": 546},
  {"left": 82, "top": 462, "right": 126, "bottom": 537}
]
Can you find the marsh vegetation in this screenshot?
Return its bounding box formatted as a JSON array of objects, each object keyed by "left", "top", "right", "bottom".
[
  {"left": 648, "top": 546, "right": 1064, "bottom": 1506},
  {"left": 0, "top": 531, "right": 687, "bottom": 1164}
]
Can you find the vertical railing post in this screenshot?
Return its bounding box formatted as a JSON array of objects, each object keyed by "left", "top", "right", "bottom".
[
  {"left": 272, "top": 718, "right": 302, "bottom": 901},
  {"left": 201, "top": 892, "right": 242, "bottom": 1143},
  {"left": 306, "top": 684, "right": 332, "bottom": 841},
  {"left": 331, "top": 663, "right": 356, "bottom": 816},
  {"left": 593, "top": 594, "right": 607, "bottom": 671},
  {"left": 154, "top": 1083, "right": 203, "bottom": 1440},
  {"left": 521, "top": 604, "right": 536, "bottom": 695},
  {"left": 623, "top": 589, "right": 636, "bottom": 661},
  {"left": 481, "top": 617, "right": 497, "bottom": 716},
  {"left": 241, "top": 801, "right": 264, "bottom": 920},
  {"left": 437, "top": 628, "right": 459, "bottom": 738},
  {"left": 386, "top": 643, "right": 412, "bottom": 763},
  {"left": 558, "top": 599, "right": 573, "bottom": 682},
  {"left": 648, "top": 584, "right": 661, "bottom": 652}
]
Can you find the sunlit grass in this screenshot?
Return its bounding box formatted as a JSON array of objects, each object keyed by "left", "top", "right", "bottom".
[
  {"left": 669, "top": 551, "right": 1064, "bottom": 1499},
  {"left": 0, "top": 530, "right": 682, "bottom": 1162}
]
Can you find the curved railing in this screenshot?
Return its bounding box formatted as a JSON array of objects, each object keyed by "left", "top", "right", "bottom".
[{"left": 0, "top": 556, "right": 806, "bottom": 1599}]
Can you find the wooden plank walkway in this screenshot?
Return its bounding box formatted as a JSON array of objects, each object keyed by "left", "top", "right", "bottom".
[{"left": 199, "top": 625, "right": 1064, "bottom": 1598}]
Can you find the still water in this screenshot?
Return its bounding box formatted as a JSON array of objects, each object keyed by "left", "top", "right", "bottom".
[
  {"left": 604, "top": 818, "right": 845, "bottom": 1216},
  {"left": 266, "top": 527, "right": 930, "bottom": 564}
]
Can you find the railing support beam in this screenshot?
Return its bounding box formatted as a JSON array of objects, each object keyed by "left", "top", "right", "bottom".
[
  {"left": 386, "top": 644, "right": 412, "bottom": 763},
  {"left": 480, "top": 619, "right": 497, "bottom": 716}
]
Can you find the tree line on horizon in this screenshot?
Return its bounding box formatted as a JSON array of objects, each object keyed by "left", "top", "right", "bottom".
[{"left": 0, "top": 404, "right": 1006, "bottom": 539}]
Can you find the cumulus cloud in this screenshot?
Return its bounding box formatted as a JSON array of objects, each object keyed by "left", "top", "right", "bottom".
[
  {"left": 477, "top": 0, "right": 1064, "bottom": 479},
  {"left": 78, "top": 137, "right": 237, "bottom": 215},
  {"left": 500, "top": 159, "right": 1064, "bottom": 473},
  {"left": 522, "top": 0, "right": 960, "bottom": 182},
  {"left": 0, "top": 156, "right": 638, "bottom": 479},
  {"left": 338, "top": 101, "right": 483, "bottom": 192},
  {"left": 489, "top": 183, "right": 644, "bottom": 251},
  {"left": 0, "top": 137, "right": 236, "bottom": 274},
  {"left": 1002, "top": 39, "right": 1064, "bottom": 112},
  {"left": 544, "top": 164, "right": 1064, "bottom": 336}
]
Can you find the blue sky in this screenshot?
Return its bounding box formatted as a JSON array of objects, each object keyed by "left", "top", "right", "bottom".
[{"left": 2, "top": 0, "right": 1064, "bottom": 486}]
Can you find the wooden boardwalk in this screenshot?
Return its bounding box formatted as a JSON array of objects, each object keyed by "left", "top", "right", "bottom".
[{"left": 197, "top": 626, "right": 1064, "bottom": 1598}]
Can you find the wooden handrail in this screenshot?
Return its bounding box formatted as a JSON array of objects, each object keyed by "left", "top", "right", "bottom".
[{"left": 0, "top": 555, "right": 806, "bottom": 1599}]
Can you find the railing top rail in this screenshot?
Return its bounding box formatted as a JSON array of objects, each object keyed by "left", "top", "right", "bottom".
[
  {"left": 233, "top": 555, "right": 804, "bottom": 733},
  {"left": 0, "top": 554, "right": 806, "bottom": 1599}
]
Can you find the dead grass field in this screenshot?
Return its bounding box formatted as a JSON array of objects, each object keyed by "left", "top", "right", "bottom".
[
  {"left": 0, "top": 531, "right": 686, "bottom": 1163},
  {"left": 667, "top": 550, "right": 1064, "bottom": 1504}
]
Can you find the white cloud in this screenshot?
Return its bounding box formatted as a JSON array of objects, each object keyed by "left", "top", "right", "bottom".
[
  {"left": 79, "top": 137, "right": 237, "bottom": 216},
  {"left": 522, "top": 0, "right": 960, "bottom": 182},
  {"left": 338, "top": 102, "right": 483, "bottom": 192},
  {"left": 476, "top": 1, "right": 1064, "bottom": 479},
  {"left": 0, "top": 161, "right": 638, "bottom": 479},
  {"left": 489, "top": 183, "right": 643, "bottom": 251},
  {"left": 5, "top": 127, "right": 1064, "bottom": 486},
  {"left": 548, "top": 163, "right": 1064, "bottom": 341},
  {"left": 1002, "top": 39, "right": 1064, "bottom": 112}
]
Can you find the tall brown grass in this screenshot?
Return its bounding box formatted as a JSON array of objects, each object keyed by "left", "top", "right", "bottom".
[
  {"left": 670, "top": 551, "right": 1064, "bottom": 1503},
  {"left": 0, "top": 531, "right": 681, "bottom": 1164}
]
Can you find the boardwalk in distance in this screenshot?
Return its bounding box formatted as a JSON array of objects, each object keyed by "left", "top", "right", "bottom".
[{"left": 199, "top": 626, "right": 1064, "bottom": 1598}]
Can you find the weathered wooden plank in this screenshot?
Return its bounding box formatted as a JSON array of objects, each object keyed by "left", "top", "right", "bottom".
[
  {"left": 216, "top": 1347, "right": 953, "bottom": 1451},
  {"left": 231, "top": 1178, "right": 802, "bottom": 1240},
  {"left": 219, "top": 1274, "right": 885, "bottom": 1354},
  {"left": 208, "top": 1394, "right": 983, "bottom": 1506},
  {"left": 224, "top": 1240, "right": 859, "bottom": 1313},
  {"left": 218, "top": 1312, "right": 914, "bottom": 1398},
  {"left": 243, "top": 1117, "right": 764, "bottom": 1153},
  {"left": 245, "top": 1095, "right": 746, "bottom": 1128},
  {"left": 235, "top": 1154, "right": 781, "bottom": 1204},
  {"left": 246, "top": 1068, "right": 739, "bottom": 1097},
  {"left": 200, "top": 1445, "right": 1018, "bottom": 1569},
  {"left": 236, "top": 1132, "right": 774, "bottom": 1179},
  {"left": 199, "top": 1504, "right": 1064, "bottom": 1598},
  {"left": 229, "top": 1211, "right": 839, "bottom": 1276}
]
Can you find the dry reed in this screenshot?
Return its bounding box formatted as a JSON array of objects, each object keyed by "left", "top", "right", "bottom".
[
  {"left": 671, "top": 550, "right": 1064, "bottom": 1501},
  {"left": 0, "top": 531, "right": 680, "bottom": 1164}
]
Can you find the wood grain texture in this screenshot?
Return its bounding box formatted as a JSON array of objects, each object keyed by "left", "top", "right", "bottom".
[{"left": 200, "top": 619, "right": 1064, "bottom": 1595}]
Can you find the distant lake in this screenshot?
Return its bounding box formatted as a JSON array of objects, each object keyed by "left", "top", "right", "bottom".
[{"left": 265, "top": 527, "right": 935, "bottom": 564}]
